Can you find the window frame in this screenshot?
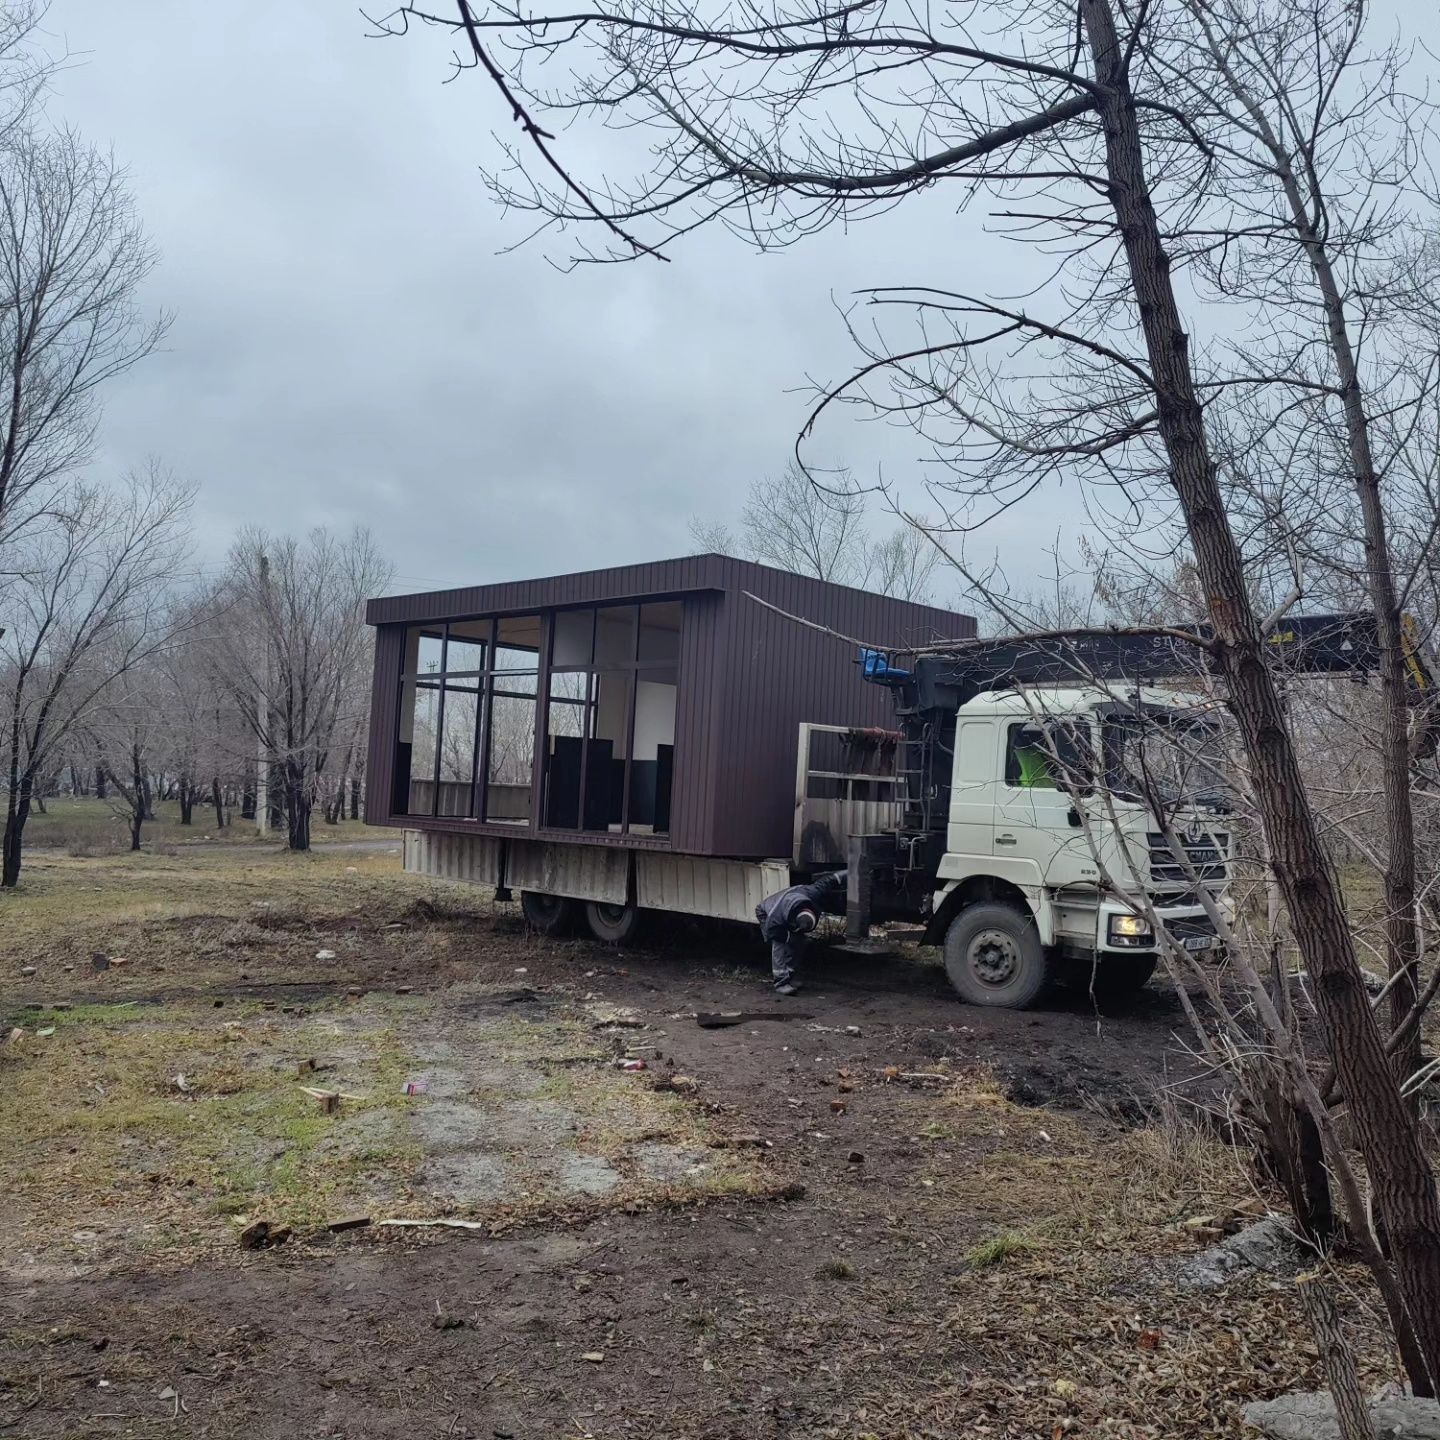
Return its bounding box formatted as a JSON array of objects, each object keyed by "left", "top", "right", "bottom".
[{"left": 394, "top": 602, "right": 681, "bottom": 839}]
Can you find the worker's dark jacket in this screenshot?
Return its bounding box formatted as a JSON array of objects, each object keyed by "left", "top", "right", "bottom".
[{"left": 755, "top": 871, "right": 847, "bottom": 942}]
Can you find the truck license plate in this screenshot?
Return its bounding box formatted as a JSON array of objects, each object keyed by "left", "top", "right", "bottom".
[{"left": 1184, "top": 935, "right": 1216, "bottom": 953}]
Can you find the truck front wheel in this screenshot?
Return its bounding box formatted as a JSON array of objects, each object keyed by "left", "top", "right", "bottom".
[{"left": 943, "top": 902, "right": 1049, "bottom": 1009}]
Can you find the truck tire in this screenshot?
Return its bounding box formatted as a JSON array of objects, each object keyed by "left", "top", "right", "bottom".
[
  {"left": 520, "top": 891, "right": 576, "bottom": 936},
  {"left": 943, "top": 902, "right": 1049, "bottom": 1009},
  {"left": 584, "top": 900, "right": 645, "bottom": 945}
]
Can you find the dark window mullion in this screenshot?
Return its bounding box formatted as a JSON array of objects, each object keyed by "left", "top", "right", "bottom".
[
  {"left": 477, "top": 619, "right": 497, "bottom": 822},
  {"left": 430, "top": 672, "right": 446, "bottom": 818},
  {"left": 576, "top": 669, "right": 593, "bottom": 833}
]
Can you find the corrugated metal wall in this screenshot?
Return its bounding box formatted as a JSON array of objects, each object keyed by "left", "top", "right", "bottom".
[
  {"left": 363, "top": 554, "right": 973, "bottom": 860},
  {"left": 703, "top": 560, "right": 972, "bottom": 857},
  {"left": 364, "top": 626, "right": 403, "bottom": 826}
]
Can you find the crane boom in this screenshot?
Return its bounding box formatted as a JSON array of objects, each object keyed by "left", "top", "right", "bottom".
[{"left": 861, "top": 611, "right": 1434, "bottom": 717}]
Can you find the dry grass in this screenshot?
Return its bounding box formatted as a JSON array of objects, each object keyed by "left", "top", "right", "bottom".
[
  {"left": 833, "top": 1074, "right": 1395, "bottom": 1438},
  {"left": 21, "top": 795, "right": 378, "bottom": 854},
  {"left": 1, "top": 846, "right": 771, "bottom": 1269}
]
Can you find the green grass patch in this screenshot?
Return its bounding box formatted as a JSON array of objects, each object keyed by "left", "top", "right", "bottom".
[{"left": 964, "top": 1229, "right": 1046, "bottom": 1268}]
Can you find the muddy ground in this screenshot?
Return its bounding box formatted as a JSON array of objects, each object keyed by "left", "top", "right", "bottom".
[{"left": 0, "top": 850, "right": 1381, "bottom": 1438}]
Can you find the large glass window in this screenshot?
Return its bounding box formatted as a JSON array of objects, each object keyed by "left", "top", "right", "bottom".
[
  {"left": 396, "top": 617, "right": 541, "bottom": 823},
  {"left": 394, "top": 602, "right": 681, "bottom": 835},
  {"left": 541, "top": 601, "right": 679, "bottom": 836}
]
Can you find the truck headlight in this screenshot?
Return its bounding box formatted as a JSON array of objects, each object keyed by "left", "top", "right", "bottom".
[{"left": 1108, "top": 913, "right": 1153, "bottom": 947}]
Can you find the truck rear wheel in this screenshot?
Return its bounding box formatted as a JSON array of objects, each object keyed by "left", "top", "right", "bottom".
[
  {"left": 584, "top": 900, "right": 645, "bottom": 945},
  {"left": 943, "top": 902, "right": 1049, "bottom": 1009},
  {"left": 520, "top": 891, "right": 576, "bottom": 936}
]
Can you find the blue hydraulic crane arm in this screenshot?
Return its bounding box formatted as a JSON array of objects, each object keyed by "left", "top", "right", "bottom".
[{"left": 860, "top": 611, "right": 1435, "bottom": 717}]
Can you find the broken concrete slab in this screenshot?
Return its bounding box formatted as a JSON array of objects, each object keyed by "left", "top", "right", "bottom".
[
  {"left": 1243, "top": 1389, "right": 1440, "bottom": 1439},
  {"left": 556, "top": 1154, "right": 621, "bottom": 1196},
  {"left": 1174, "top": 1217, "right": 1301, "bottom": 1291}
]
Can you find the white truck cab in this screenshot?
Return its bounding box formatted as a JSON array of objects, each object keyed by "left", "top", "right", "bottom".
[{"left": 926, "top": 685, "right": 1231, "bottom": 1005}]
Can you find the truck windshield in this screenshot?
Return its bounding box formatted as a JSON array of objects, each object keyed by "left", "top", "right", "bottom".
[{"left": 1102, "top": 710, "right": 1232, "bottom": 811}]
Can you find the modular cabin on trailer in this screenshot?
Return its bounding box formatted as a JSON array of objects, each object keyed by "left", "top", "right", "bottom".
[{"left": 364, "top": 554, "right": 974, "bottom": 939}]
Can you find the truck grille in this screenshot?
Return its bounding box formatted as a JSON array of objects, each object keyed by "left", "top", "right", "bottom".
[
  {"left": 1163, "top": 913, "right": 1218, "bottom": 943},
  {"left": 1148, "top": 831, "right": 1228, "bottom": 886}
]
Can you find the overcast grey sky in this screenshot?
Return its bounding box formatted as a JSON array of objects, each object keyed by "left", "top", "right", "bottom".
[{"left": 39, "top": 1, "right": 1078, "bottom": 607}]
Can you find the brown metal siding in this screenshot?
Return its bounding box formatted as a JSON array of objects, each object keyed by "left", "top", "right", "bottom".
[
  {"left": 364, "top": 626, "right": 403, "bottom": 826},
  {"left": 704, "top": 560, "right": 971, "bottom": 857},
  {"left": 669, "top": 591, "right": 724, "bottom": 853},
  {"left": 363, "top": 553, "right": 972, "bottom": 858},
  {"left": 365, "top": 555, "right": 729, "bottom": 628}
]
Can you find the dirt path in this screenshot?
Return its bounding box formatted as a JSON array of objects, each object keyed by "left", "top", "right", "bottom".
[{"left": 3, "top": 896, "right": 1334, "bottom": 1438}]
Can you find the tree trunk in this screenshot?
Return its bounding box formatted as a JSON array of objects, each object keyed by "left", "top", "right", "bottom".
[
  {"left": 240, "top": 766, "right": 256, "bottom": 820},
  {"left": 2, "top": 787, "right": 30, "bottom": 888},
  {"left": 69, "top": 762, "right": 84, "bottom": 797},
  {"left": 285, "top": 755, "right": 310, "bottom": 851},
  {"left": 129, "top": 745, "right": 146, "bottom": 851},
  {"left": 94, "top": 763, "right": 107, "bottom": 801},
  {"left": 1299, "top": 1275, "right": 1377, "bottom": 1440},
  {"left": 211, "top": 775, "right": 226, "bottom": 829},
  {"left": 178, "top": 777, "right": 194, "bottom": 826},
  {"left": 1080, "top": 0, "right": 1440, "bottom": 1391},
  {"left": 349, "top": 767, "right": 361, "bottom": 822}
]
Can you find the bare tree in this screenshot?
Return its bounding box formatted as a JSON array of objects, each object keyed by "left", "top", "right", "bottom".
[
  {"left": 210, "top": 527, "right": 391, "bottom": 852},
  {"left": 377, "top": 0, "right": 1440, "bottom": 1392},
  {"left": 0, "top": 466, "right": 192, "bottom": 884},
  {"left": 691, "top": 462, "right": 941, "bottom": 600},
  {"left": 86, "top": 653, "right": 166, "bottom": 851},
  {"left": 0, "top": 125, "right": 167, "bottom": 546}
]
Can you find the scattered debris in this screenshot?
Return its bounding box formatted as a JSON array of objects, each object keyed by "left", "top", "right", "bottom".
[
  {"left": 92, "top": 953, "right": 110, "bottom": 972},
  {"left": 1174, "top": 1217, "right": 1301, "bottom": 1291},
  {"left": 36, "top": 1026, "right": 55, "bottom": 1038},
  {"left": 652, "top": 1074, "right": 697, "bottom": 1093},
  {"left": 432, "top": 1302, "right": 465, "bottom": 1331},
  {"left": 395, "top": 985, "right": 413, "bottom": 995},
  {"left": 830, "top": 1099, "right": 848, "bottom": 1115},
  {"left": 171, "top": 1073, "right": 193, "bottom": 1094},
  {"left": 111, "top": 957, "right": 129, "bottom": 968},
  {"left": 403, "top": 1079, "right": 429, "bottom": 1096},
  {"left": 296, "top": 1058, "right": 317, "bottom": 1076},
  {"left": 19, "top": 965, "right": 35, "bottom": 976},
  {"left": 315, "top": 949, "right": 337, "bottom": 961},
  {"left": 327, "top": 1214, "right": 372, "bottom": 1233},
  {"left": 589, "top": 1003, "right": 643, "bottom": 1028},
  {"left": 239, "top": 1219, "right": 291, "bottom": 1251},
  {"left": 5, "top": 1027, "right": 22, "bottom": 1044},
  {"left": 698, "top": 1010, "right": 811, "bottom": 1029},
  {"left": 847, "top": 1150, "right": 864, "bottom": 1165},
  {"left": 844, "top": 1025, "right": 861, "bottom": 1037},
  {"left": 618, "top": 1058, "right": 648, "bottom": 1072},
  {"left": 379, "top": 1218, "right": 489, "bottom": 1232},
  {"left": 580, "top": 1352, "right": 605, "bottom": 1363},
  {"left": 303, "top": 1088, "right": 341, "bottom": 1114},
  {"left": 1243, "top": 1388, "right": 1440, "bottom": 1440}
]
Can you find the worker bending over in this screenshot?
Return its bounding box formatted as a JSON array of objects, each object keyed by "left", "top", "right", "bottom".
[{"left": 755, "top": 870, "right": 847, "bottom": 995}]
